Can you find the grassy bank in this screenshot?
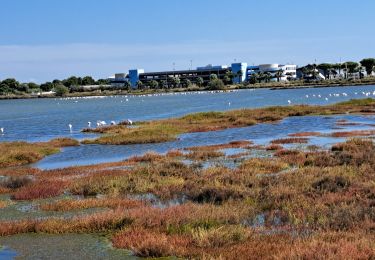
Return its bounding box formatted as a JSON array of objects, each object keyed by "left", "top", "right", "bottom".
[
  {"left": 0, "top": 136, "right": 375, "bottom": 258},
  {"left": 0, "top": 138, "right": 79, "bottom": 167},
  {"left": 82, "top": 98, "right": 375, "bottom": 145},
  {"left": 1, "top": 77, "right": 375, "bottom": 100}
]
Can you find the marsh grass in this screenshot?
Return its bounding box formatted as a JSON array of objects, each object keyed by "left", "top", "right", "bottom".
[
  {"left": 40, "top": 197, "right": 146, "bottom": 211},
  {"left": 0, "top": 138, "right": 79, "bottom": 167},
  {"left": 2, "top": 125, "right": 375, "bottom": 258},
  {"left": 83, "top": 98, "right": 375, "bottom": 145},
  {"left": 271, "top": 137, "right": 309, "bottom": 144},
  {"left": 12, "top": 180, "right": 67, "bottom": 200}
]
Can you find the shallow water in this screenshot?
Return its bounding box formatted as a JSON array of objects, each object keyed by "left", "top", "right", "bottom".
[
  {"left": 0, "top": 234, "right": 136, "bottom": 260},
  {"left": 1, "top": 85, "right": 375, "bottom": 143},
  {"left": 35, "top": 114, "right": 375, "bottom": 169}
]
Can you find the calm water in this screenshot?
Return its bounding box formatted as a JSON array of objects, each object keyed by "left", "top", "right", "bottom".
[
  {"left": 1, "top": 85, "right": 375, "bottom": 169},
  {"left": 35, "top": 114, "right": 375, "bottom": 169},
  {"left": 1, "top": 85, "right": 375, "bottom": 143}
]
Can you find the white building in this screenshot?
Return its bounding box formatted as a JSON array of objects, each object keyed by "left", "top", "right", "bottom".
[{"left": 247, "top": 64, "right": 297, "bottom": 82}]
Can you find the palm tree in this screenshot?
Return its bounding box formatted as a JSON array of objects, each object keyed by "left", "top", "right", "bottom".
[
  {"left": 275, "top": 70, "right": 284, "bottom": 82},
  {"left": 196, "top": 77, "right": 204, "bottom": 87},
  {"left": 264, "top": 72, "right": 272, "bottom": 83},
  {"left": 137, "top": 81, "right": 144, "bottom": 90},
  {"left": 249, "top": 73, "right": 259, "bottom": 84}
]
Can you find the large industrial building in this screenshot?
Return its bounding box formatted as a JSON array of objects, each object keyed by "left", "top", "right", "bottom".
[{"left": 109, "top": 62, "right": 296, "bottom": 88}]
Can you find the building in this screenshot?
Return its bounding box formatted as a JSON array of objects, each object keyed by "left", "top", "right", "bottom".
[
  {"left": 110, "top": 62, "right": 297, "bottom": 88},
  {"left": 246, "top": 64, "right": 297, "bottom": 82},
  {"left": 109, "top": 73, "right": 128, "bottom": 88}
]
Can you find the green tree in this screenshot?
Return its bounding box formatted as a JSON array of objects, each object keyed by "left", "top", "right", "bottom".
[
  {"left": 209, "top": 74, "right": 218, "bottom": 81},
  {"left": 196, "top": 77, "right": 204, "bottom": 87},
  {"left": 149, "top": 80, "right": 159, "bottom": 89},
  {"left": 160, "top": 80, "right": 167, "bottom": 89},
  {"left": 54, "top": 84, "right": 69, "bottom": 96},
  {"left": 82, "top": 76, "right": 95, "bottom": 85},
  {"left": 207, "top": 79, "right": 225, "bottom": 90},
  {"left": 170, "top": 77, "right": 180, "bottom": 88},
  {"left": 275, "top": 70, "right": 284, "bottom": 82},
  {"left": 223, "top": 75, "right": 231, "bottom": 84},
  {"left": 0, "top": 81, "right": 11, "bottom": 94},
  {"left": 182, "top": 79, "right": 191, "bottom": 88},
  {"left": 360, "top": 58, "right": 375, "bottom": 76},
  {"left": 124, "top": 80, "right": 131, "bottom": 89},
  {"left": 317, "top": 63, "right": 333, "bottom": 79},
  {"left": 264, "top": 72, "right": 272, "bottom": 82},
  {"left": 1, "top": 78, "right": 19, "bottom": 91},
  {"left": 63, "top": 76, "right": 79, "bottom": 88},
  {"left": 248, "top": 73, "right": 259, "bottom": 84},
  {"left": 40, "top": 82, "right": 54, "bottom": 91},
  {"left": 17, "top": 83, "right": 29, "bottom": 92},
  {"left": 137, "top": 81, "right": 144, "bottom": 89},
  {"left": 342, "top": 62, "right": 359, "bottom": 78},
  {"left": 97, "top": 79, "right": 110, "bottom": 85},
  {"left": 27, "top": 82, "right": 40, "bottom": 90}
]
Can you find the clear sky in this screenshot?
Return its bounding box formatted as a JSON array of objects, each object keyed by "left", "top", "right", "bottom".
[{"left": 0, "top": 0, "right": 374, "bottom": 82}]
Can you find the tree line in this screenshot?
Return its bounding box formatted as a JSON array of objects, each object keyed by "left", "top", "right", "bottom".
[
  {"left": 1, "top": 58, "right": 375, "bottom": 96},
  {"left": 0, "top": 76, "right": 110, "bottom": 96},
  {"left": 304, "top": 58, "right": 375, "bottom": 80}
]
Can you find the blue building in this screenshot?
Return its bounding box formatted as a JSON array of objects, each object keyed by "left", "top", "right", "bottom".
[{"left": 110, "top": 61, "right": 296, "bottom": 88}]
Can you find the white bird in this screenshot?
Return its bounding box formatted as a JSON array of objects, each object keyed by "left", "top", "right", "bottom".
[
  {"left": 228, "top": 102, "right": 231, "bottom": 106},
  {"left": 318, "top": 94, "right": 321, "bottom": 98},
  {"left": 110, "top": 121, "right": 116, "bottom": 125},
  {"left": 325, "top": 97, "right": 329, "bottom": 101},
  {"left": 127, "top": 119, "right": 133, "bottom": 125},
  {"left": 68, "top": 124, "right": 72, "bottom": 132},
  {"left": 96, "top": 120, "right": 107, "bottom": 126},
  {"left": 0, "top": 128, "right": 3, "bottom": 134},
  {"left": 305, "top": 95, "right": 309, "bottom": 98},
  {"left": 87, "top": 121, "right": 91, "bottom": 128},
  {"left": 287, "top": 100, "right": 291, "bottom": 105}
]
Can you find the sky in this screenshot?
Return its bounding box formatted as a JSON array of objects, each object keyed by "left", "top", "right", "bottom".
[{"left": 0, "top": 0, "right": 374, "bottom": 83}]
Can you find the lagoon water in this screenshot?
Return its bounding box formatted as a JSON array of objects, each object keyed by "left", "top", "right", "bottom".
[{"left": 1, "top": 85, "right": 375, "bottom": 168}]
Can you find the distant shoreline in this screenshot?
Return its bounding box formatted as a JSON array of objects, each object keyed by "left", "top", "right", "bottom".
[{"left": 1, "top": 79, "right": 375, "bottom": 100}]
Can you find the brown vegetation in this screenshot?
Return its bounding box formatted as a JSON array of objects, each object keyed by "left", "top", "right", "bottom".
[{"left": 82, "top": 98, "right": 375, "bottom": 145}]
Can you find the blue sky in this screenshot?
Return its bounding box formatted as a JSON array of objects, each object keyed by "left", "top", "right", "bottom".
[{"left": 0, "top": 0, "right": 374, "bottom": 82}]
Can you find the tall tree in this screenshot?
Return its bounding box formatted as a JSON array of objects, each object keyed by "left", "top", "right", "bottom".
[
  {"left": 82, "top": 76, "right": 95, "bottom": 85},
  {"left": 275, "top": 70, "right": 284, "bottom": 82},
  {"left": 40, "top": 82, "right": 54, "bottom": 91},
  {"left": 317, "top": 63, "right": 332, "bottom": 79},
  {"left": 196, "top": 77, "right": 204, "bottom": 87},
  {"left": 360, "top": 58, "right": 375, "bottom": 76},
  {"left": 149, "top": 80, "right": 159, "bottom": 89}
]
